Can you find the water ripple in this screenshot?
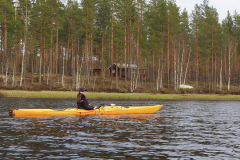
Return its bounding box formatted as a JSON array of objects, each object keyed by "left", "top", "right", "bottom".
[{"left": 1, "top": 98, "right": 240, "bottom": 159}]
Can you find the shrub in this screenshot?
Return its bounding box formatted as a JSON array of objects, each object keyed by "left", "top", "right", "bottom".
[
  {"left": 118, "top": 88, "right": 128, "bottom": 93},
  {"left": 159, "top": 88, "right": 173, "bottom": 94},
  {"left": 230, "top": 90, "right": 240, "bottom": 95},
  {"left": 0, "top": 92, "right": 4, "bottom": 98},
  {"left": 179, "top": 89, "right": 186, "bottom": 94}
]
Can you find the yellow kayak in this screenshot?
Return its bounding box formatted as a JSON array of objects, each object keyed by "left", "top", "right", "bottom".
[{"left": 9, "top": 105, "right": 163, "bottom": 117}]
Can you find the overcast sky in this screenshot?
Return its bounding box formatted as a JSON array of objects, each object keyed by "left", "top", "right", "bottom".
[{"left": 175, "top": 0, "right": 240, "bottom": 22}]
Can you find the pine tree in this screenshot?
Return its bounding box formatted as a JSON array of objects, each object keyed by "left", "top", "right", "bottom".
[
  {"left": 191, "top": 4, "right": 201, "bottom": 88},
  {"left": 0, "top": 0, "right": 15, "bottom": 85},
  {"left": 95, "top": 0, "right": 111, "bottom": 79},
  {"left": 146, "top": 0, "right": 166, "bottom": 89},
  {"left": 179, "top": 8, "right": 190, "bottom": 86}
]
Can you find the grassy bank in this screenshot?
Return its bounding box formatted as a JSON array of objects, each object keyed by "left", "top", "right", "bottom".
[{"left": 1, "top": 90, "right": 240, "bottom": 100}]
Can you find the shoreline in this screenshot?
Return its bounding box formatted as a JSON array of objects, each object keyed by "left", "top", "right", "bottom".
[{"left": 1, "top": 90, "right": 240, "bottom": 100}]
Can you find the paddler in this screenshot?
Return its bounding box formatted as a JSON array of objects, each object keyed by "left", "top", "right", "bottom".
[{"left": 77, "top": 87, "right": 98, "bottom": 110}]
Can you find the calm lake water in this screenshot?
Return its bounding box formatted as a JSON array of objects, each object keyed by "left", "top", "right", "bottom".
[{"left": 1, "top": 98, "right": 240, "bottom": 159}]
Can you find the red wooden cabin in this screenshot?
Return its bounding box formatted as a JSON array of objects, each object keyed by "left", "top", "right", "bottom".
[{"left": 108, "top": 63, "right": 145, "bottom": 78}]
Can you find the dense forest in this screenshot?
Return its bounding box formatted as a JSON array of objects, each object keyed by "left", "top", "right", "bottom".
[{"left": 1, "top": 0, "right": 240, "bottom": 93}]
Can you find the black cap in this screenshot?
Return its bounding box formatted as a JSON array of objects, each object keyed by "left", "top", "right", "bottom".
[{"left": 79, "top": 87, "right": 87, "bottom": 92}]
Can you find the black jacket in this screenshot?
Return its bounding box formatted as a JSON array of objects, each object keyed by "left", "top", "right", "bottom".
[{"left": 77, "top": 94, "right": 95, "bottom": 110}]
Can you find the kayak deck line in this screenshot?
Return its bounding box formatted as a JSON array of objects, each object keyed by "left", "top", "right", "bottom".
[{"left": 9, "top": 105, "right": 163, "bottom": 117}]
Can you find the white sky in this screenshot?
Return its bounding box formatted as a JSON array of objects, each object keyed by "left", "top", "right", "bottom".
[{"left": 175, "top": 0, "right": 240, "bottom": 22}]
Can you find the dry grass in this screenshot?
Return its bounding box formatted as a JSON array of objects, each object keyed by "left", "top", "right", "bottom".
[
  {"left": 1, "top": 73, "right": 240, "bottom": 100},
  {"left": 1, "top": 90, "right": 240, "bottom": 100}
]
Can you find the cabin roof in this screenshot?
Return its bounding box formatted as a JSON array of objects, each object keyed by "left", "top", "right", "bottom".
[{"left": 109, "top": 63, "right": 138, "bottom": 69}]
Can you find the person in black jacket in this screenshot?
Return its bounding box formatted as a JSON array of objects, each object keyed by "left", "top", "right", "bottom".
[{"left": 77, "top": 87, "right": 98, "bottom": 110}]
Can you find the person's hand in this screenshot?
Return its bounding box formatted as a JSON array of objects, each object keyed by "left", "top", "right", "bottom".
[{"left": 94, "top": 106, "right": 98, "bottom": 109}]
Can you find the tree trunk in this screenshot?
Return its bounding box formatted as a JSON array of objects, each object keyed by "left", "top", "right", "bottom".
[
  {"left": 184, "top": 47, "right": 191, "bottom": 84},
  {"left": 167, "top": 10, "right": 170, "bottom": 88},
  {"left": 124, "top": 0, "right": 127, "bottom": 85},
  {"left": 195, "top": 24, "right": 199, "bottom": 88},
  {"left": 157, "top": 58, "right": 160, "bottom": 91},
  {"left": 3, "top": 8, "right": 8, "bottom": 85},
  {"left": 71, "top": 39, "right": 75, "bottom": 77},
  {"left": 50, "top": 16, "right": 53, "bottom": 87},
  {"left": 228, "top": 38, "right": 232, "bottom": 92},
  {"left": 115, "top": 3, "right": 119, "bottom": 89},
  {"left": 67, "top": 29, "right": 70, "bottom": 75},
  {"left": 62, "top": 45, "right": 65, "bottom": 88},
  {"left": 220, "top": 51, "right": 222, "bottom": 91},
  {"left": 55, "top": 22, "right": 59, "bottom": 74},
  {"left": 180, "top": 40, "right": 184, "bottom": 85},
  {"left": 111, "top": 11, "right": 114, "bottom": 89},
  {"left": 20, "top": 43, "right": 25, "bottom": 86},
  {"left": 20, "top": 0, "right": 28, "bottom": 86}
]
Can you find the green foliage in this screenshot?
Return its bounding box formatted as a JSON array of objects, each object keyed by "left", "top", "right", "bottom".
[{"left": 1, "top": 0, "right": 240, "bottom": 93}]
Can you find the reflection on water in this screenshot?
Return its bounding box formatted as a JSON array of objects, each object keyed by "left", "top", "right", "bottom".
[{"left": 1, "top": 98, "right": 240, "bottom": 159}]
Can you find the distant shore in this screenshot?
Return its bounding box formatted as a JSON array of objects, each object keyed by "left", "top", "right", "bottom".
[{"left": 1, "top": 90, "right": 240, "bottom": 100}]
